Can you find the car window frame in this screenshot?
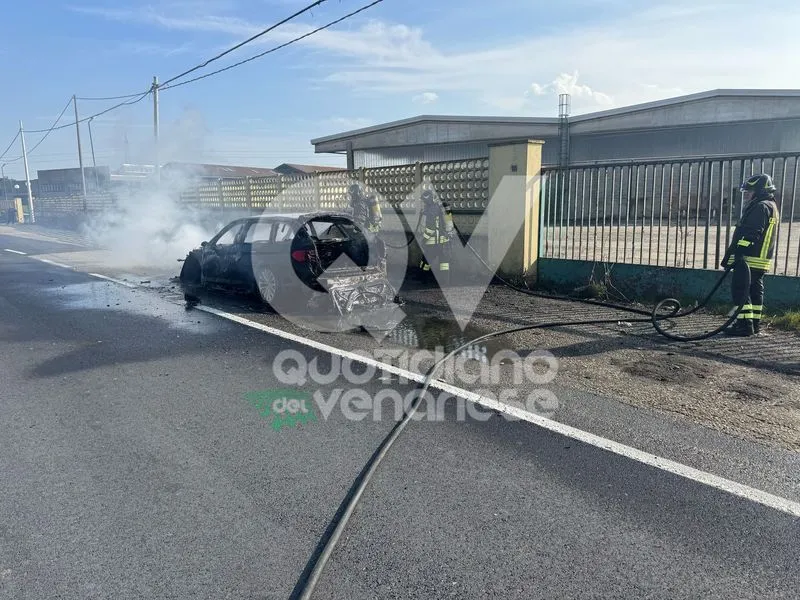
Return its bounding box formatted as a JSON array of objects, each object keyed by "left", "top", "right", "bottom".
[
  {"left": 242, "top": 219, "right": 276, "bottom": 245},
  {"left": 210, "top": 220, "right": 246, "bottom": 247},
  {"left": 272, "top": 219, "right": 299, "bottom": 243},
  {"left": 305, "top": 216, "right": 358, "bottom": 241}
]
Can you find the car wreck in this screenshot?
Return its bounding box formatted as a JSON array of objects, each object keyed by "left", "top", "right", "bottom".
[{"left": 178, "top": 211, "right": 401, "bottom": 326}]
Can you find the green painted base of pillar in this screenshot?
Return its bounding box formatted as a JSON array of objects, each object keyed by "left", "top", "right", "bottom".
[{"left": 537, "top": 258, "right": 800, "bottom": 312}]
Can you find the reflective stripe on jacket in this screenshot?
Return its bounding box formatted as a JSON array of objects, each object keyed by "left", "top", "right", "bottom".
[{"left": 723, "top": 197, "right": 779, "bottom": 272}]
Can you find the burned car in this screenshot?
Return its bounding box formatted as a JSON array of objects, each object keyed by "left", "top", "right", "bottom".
[{"left": 179, "top": 211, "right": 399, "bottom": 321}]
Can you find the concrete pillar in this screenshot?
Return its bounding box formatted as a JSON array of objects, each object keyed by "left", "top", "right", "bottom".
[{"left": 486, "top": 140, "right": 545, "bottom": 281}]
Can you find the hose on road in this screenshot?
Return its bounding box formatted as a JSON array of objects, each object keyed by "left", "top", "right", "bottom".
[
  {"left": 289, "top": 229, "right": 750, "bottom": 598},
  {"left": 290, "top": 267, "right": 749, "bottom": 599},
  {"left": 455, "top": 229, "right": 747, "bottom": 343}
]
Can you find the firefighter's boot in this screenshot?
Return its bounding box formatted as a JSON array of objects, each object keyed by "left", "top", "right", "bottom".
[{"left": 725, "top": 318, "right": 754, "bottom": 337}]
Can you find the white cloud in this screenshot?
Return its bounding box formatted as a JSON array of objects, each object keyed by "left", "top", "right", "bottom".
[
  {"left": 70, "top": 0, "right": 800, "bottom": 116},
  {"left": 524, "top": 71, "right": 613, "bottom": 110},
  {"left": 106, "top": 0, "right": 797, "bottom": 113},
  {"left": 412, "top": 92, "right": 439, "bottom": 105}
]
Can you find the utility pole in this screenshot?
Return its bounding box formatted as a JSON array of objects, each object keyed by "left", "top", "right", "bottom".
[
  {"left": 19, "top": 121, "right": 34, "bottom": 223},
  {"left": 153, "top": 76, "right": 160, "bottom": 183},
  {"left": 73, "top": 95, "right": 88, "bottom": 207},
  {"left": 87, "top": 116, "right": 99, "bottom": 189}
]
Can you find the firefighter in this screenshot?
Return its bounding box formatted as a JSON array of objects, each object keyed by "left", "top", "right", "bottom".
[
  {"left": 418, "top": 182, "right": 454, "bottom": 281},
  {"left": 347, "top": 183, "right": 382, "bottom": 234},
  {"left": 720, "top": 173, "right": 780, "bottom": 337}
]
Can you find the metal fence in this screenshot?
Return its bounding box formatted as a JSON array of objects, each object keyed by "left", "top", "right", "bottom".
[{"left": 541, "top": 152, "right": 800, "bottom": 277}]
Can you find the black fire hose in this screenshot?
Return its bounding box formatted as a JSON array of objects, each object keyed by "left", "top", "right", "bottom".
[
  {"left": 650, "top": 262, "right": 749, "bottom": 341},
  {"left": 290, "top": 278, "right": 744, "bottom": 599},
  {"left": 289, "top": 248, "right": 751, "bottom": 600},
  {"left": 454, "top": 231, "right": 749, "bottom": 342}
]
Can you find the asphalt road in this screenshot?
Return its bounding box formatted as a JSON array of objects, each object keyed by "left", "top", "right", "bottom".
[{"left": 1, "top": 235, "right": 799, "bottom": 599}]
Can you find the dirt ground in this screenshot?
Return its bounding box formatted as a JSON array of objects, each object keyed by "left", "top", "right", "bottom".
[
  {"left": 411, "top": 283, "right": 800, "bottom": 453},
  {"left": 550, "top": 339, "right": 800, "bottom": 452}
]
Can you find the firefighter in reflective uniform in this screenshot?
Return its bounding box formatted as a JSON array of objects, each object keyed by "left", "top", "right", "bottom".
[
  {"left": 347, "top": 183, "right": 382, "bottom": 234},
  {"left": 346, "top": 182, "right": 387, "bottom": 273},
  {"left": 418, "top": 183, "right": 454, "bottom": 281},
  {"left": 720, "top": 173, "right": 780, "bottom": 337}
]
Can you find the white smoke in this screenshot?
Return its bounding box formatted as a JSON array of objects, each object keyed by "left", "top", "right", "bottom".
[
  {"left": 78, "top": 109, "right": 224, "bottom": 271},
  {"left": 79, "top": 182, "right": 222, "bottom": 270}
]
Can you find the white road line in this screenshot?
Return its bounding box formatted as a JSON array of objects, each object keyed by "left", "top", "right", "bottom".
[
  {"left": 88, "top": 273, "right": 139, "bottom": 288},
  {"left": 3, "top": 249, "right": 27, "bottom": 255},
  {"left": 195, "top": 304, "right": 800, "bottom": 519},
  {"left": 31, "top": 257, "right": 74, "bottom": 269}
]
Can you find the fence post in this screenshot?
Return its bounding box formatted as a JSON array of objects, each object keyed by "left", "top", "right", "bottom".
[
  {"left": 313, "top": 172, "right": 321, "bottom": 210},
  {"left": 218, "top": 177, "right": 224, "bottom": 219},
  {"left": 277, "top": 175, "right": 283, "bottom": 212},
  {"left": 487, "top": 139, "right": 545, "bottom": 281},
  {"left": 246, "top": 176, "right": 253, "bottom": 213}
]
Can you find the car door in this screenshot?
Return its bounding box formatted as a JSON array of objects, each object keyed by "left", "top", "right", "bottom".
[
  {"left": 266, "top": 219, "right": 301, "bottom": 283},
  {"left": 201, "top": 220, "right": 246, "bottom": 284},
  {"left": 239, "top": 219, "right": 275, "bottom": 285}
]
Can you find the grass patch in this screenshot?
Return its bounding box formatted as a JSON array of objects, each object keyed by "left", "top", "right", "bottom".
[
  {"left": 766, "top": 310, "right": 800, "bottom": 332},
  {"left": 702, "top": 303, "right": 800, "bottom": 332}
]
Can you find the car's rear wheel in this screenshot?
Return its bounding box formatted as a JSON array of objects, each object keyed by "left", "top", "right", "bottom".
[{"left": 256, "top": 266, "right": 280, "bottom": 307}]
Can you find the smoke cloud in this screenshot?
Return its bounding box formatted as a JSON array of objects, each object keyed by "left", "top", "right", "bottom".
[
  {"left": 77, "top": 109, "right": 225, "bottom": 272},
  {"left": 79, "top": 182, "right": 223, "bottom": 271}
]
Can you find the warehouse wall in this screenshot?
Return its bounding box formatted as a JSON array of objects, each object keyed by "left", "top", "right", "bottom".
[
  {"left": 569, "top": 118, "right": 800, "bottom": 163},
  {"left": 354, "top": 138, "right": 561, "bottom": 168}
]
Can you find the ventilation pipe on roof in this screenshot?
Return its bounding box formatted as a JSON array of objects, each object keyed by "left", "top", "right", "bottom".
[{"left": 558, "top": 93, "right": 571, "bottom": 167}]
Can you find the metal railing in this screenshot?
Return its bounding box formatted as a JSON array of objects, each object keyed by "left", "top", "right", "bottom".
[{"left": 540, "top": 152, "right": 800, "bottom": 277}]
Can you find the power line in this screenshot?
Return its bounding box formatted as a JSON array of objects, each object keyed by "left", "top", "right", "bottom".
[
  {"left": 26, "top": 97, "right": 73, "bottom": 156},
  {"left": 0, "top": 92, "right": 151, "bottom": 167},
  {"left": 0, "top": 98, "right": 71, "bottom": 164},
  {"left": 26, "top": 91, "right": 151, "bottom": 134},
  {"left": 160, "top": 0, "right": 329, "bottom": 87},
  {"left": 0, "top": 0, "right": 382, "bottom": 171},
  {"left": 0, "top": 130, "right": 20, "bottom": 162},
  {"left": 161, "top": 0, "right": 385, "bottom": 91},
  {"left": 77, "top": 92, "right": 150, "bottom": 101}
]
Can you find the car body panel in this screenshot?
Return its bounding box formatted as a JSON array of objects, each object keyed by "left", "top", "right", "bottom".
[{"left": 180, "top": 211, "right": 398, "bottom": 318}]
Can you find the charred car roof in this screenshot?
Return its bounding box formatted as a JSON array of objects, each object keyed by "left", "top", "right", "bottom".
[{"left": 238, "top": 211, "right": 354, "bottom": 222}]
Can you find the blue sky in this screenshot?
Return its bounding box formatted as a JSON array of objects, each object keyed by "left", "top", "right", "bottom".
[{"left": 1, "top": 0, "right": 798, "bottom": 178}]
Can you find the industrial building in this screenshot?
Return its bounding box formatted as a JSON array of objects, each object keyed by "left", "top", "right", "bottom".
[{"left": 310, "top": 89, "right": 800, "bottom": 168}]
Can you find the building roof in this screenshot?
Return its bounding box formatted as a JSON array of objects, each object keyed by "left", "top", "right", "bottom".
[
  {"left": 274, "top": 163, "right": 345, "bottom": 174},
  {"left": 310, "top": 115, "right": 558, "bottom": 145},
  {"left": 568, "top": 88, "right": 800, "bottom": 123},
  {"left": 162, "top": 162, "right": 279, "bottom": 178},
  {"left": 310, "top": 88, "right": 800, "bottom": 152}
]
